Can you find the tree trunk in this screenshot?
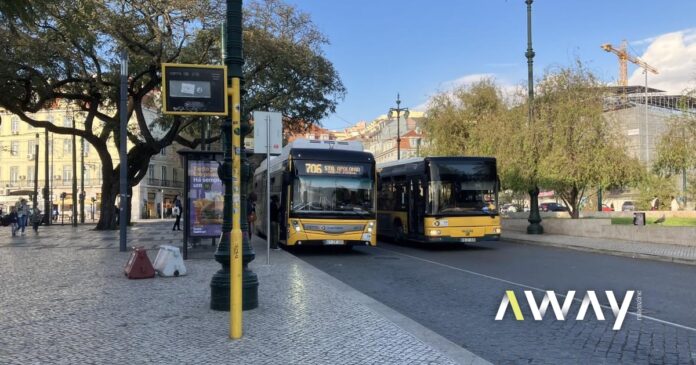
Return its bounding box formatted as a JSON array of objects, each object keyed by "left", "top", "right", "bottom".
[{"left": 96, "top": 172, "right": 119, "bottom": 230}]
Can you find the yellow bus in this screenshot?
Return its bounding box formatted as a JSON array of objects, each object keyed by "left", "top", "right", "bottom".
[
  {"left": 253, "top": 139, "right": 377, "bottom": 248},
  {"left": 376, "top": 157, "right": 501, "bottom": 244}
]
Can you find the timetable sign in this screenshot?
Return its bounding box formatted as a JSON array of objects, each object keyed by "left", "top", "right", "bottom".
[{"left": 161, "top": 63, "right": 228, "bottom": 116}]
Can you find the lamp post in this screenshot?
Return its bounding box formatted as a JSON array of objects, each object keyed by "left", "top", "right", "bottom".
[
  {"left": 525, "top": 0, "right": 543, "bottom": 234},
  {"left": 80, "top": 136, "right": 85, "bottom": 223},
  {"left": 43, "top": 129, "right": 50, "bottom": 225},
  {"left": 388, "top": 94, "right": 409, "bottom": 161},
  {"left": 72, "top": 112, "right": 78, "bottom": 227},
  {"left": 33, "top": 133, "right": 39, "bottom": 211},
  {"left": 210, "top": 0, "right": 259, "bottom": 317}
]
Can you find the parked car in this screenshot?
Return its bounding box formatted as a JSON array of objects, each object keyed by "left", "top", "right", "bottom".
[
  {"left": 501, "top": 203, "right": 522, "bottom": 213},
  {"left": 601, "top": 204, "right": 614, "bottom": 212},
  {"left": 540, "top": 202, "right": 569, "bottom": 212},
  {"left": 621, "top": 201, "right": 636, "bottom": 211}
]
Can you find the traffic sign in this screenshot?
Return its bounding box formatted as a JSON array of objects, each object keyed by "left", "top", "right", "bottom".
[{"left": 161, "top": 63, "right": 228, "bottom": 116}]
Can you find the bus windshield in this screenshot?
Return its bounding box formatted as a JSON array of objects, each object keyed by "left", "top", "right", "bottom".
[
  {"left": 291, "top": 176, "right": 374, "bottom": 216},
  {"left": 427, "top": 161, "right": 498, "bottom": 216}
]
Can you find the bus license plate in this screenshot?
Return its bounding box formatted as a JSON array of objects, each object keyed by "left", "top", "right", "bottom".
[
  {"left": 461, "top": 238, "right": 476, "bottom": 243},
  {"left": 325, "top": 240, "right": 344, "bottom": 245}
]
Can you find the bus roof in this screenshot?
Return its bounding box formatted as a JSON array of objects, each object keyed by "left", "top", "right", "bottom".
[
  {"left": 255, "top": 139, "right": 373, "bottom": 175},
  {"left": 377, "top": 156, "right": 496, "bottom": 170}
]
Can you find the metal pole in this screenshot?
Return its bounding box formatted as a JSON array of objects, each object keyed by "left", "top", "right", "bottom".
[
  {"left": 525, "top": 0, "right": 543, "bottom": 234},
  {"left": 44, "top": 129, "right": 50, "bottom": 225},
  {"left": 72, "top": 114, "right": 78, "bottom": 227},
  {"left": 33, "top": 134, "right": 39, "bottom": 211},
  {"left": 80, "top": 137, "right": 85, "bottom": 223},
  {"left": 396, "top": 95, "right": 401, "bottom": 160},
  {"left": 266, "top": 115, "right": 271, "bottom": 265},
  {"left": 119, "top": 49, "right": 128, "bottom": 251},
  {"left": 644, "top": 71, "right": 649, "bottom": 164}
]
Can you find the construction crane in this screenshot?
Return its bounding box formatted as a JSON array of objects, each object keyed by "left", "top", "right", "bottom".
[{"left": 601, "top": 40, "right": 658, "bottom": 87}]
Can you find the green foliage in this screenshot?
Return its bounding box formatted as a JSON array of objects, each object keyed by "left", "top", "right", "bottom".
[
  {"left": 422, "top": 61, "right": 643, "bottom": 219},
  {"left": 637, "top": 173, "right": 678, "bottom": 210}
]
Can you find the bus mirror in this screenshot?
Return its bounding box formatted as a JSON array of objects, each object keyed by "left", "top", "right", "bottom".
[{"left": 283, "top": 171, "right": 291, "bottom": 185}]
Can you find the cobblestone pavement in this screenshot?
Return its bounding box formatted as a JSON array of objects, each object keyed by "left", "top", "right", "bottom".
[
  {"left": 504, "top": 231, "right": 696, "bottom": 265},
  {"left": 295, "top": 240, "right": 696, "bottom": 364},
  {"left": 0, "top": 221, "right": 473, "bottom": 364}
]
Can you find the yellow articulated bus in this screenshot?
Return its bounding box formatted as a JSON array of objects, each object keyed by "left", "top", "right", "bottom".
[
  {"left": 254, "top": 139, "right": 377, "bottom": 249},
  {"left": 376, "top": 157, "right": 501, "bottom": 244}
]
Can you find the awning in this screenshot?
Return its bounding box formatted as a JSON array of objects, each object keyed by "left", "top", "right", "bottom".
[{"left": 7, "top": 190, "right": 37, "bottom": 196}]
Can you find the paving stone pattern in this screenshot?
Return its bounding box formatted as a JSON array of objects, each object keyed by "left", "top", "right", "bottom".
[{"left": 0, "top": 222, "right": 458, "bottom": 365}]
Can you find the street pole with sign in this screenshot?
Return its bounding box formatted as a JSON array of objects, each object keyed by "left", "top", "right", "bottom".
[
  {"left": 119, "top": 49, "right": 128, "bottom": 251},
  {"left": 253, "top": 111, "right": 282, "bottom": 265}
]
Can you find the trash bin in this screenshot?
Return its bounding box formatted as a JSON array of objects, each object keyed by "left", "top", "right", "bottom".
[{"left": 633, "top": 212, "right": 646, "bottom": 226}]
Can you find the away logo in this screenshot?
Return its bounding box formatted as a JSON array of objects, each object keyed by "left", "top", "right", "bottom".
[{"left": 495, "top": 290, "right": 635, "bottom": 330}]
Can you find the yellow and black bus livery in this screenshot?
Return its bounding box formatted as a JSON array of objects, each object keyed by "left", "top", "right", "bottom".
[
  {"left": 254, "top": 139, "right": 377, "bottom": 248},
  {"left": 376, "top": 156, "right": 501, "bottom": 244}
]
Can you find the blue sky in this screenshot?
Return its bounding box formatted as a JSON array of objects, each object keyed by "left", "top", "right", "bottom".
[{"left": 287, "top": 0, "right": 696, "bottom": 130}]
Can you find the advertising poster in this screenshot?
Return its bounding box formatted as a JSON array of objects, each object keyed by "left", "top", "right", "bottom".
[{"left": 188, "top": 160, "right": 223, "bottom": 237}]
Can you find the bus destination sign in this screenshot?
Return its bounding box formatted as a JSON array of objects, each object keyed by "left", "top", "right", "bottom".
[
  {"left": 161, "top": 63, "right": 228, "bottom": 116},
  {"left": 302, "top": 163, "right": 365, "bottom": 176}
]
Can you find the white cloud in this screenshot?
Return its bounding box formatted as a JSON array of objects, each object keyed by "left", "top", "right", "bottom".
[
  {"left": 627, "top": 28, "right": 696, "bottom": 94},
  {"left": 413, "top": 73, "right": 521, "bottom": 112}
]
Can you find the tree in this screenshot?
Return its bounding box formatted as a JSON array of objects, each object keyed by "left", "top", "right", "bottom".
[
  {"left": 0, "top": 0, "right": 344, "bottom": 229},
  {"left": 533, "top": 62, "right": 643, "bottom": 218},
  {"left": 652, "top": 91, "right": 696, "bottom": 204}
]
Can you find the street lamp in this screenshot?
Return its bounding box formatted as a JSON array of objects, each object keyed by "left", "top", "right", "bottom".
[
  {"left": 388, "top": 94, "right": 409, "bottom": 161},
  {"left": 525, "top": 0, "right": 543, "bottom": 234}
]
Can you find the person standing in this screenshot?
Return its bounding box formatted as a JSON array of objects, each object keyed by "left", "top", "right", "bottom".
[
  {"left": 172, "top": 195, "right": 182, "bottom": 231},
  {"left": 650, "top": 195, "right": 660, "bottom": 211},
  {"left": 8, "top": 207, "right": 19, "bottom": 237},
  {"left": 16, "top": 199, "right": 28, "bottom": 235},
  {"left": 270, "top": 195, "right": 280, "bottom": 250},
  {"left": 670, "top": 196, "right": 680, "bottom": 211},
  {"left": 247, "top": 192, "right": 257, "bottom": 239},
  {"left": 31, "top": 207, "right": 42, "bottom": 233}
]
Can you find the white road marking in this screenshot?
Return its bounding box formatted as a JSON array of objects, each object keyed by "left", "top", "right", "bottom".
[{"left": 375, "top": 246, "right": 696, "bottom": 333}]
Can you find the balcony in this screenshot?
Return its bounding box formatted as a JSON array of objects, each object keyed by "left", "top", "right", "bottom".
[{"left": 147, "top": 178, "right": 183, "bottom": 188}]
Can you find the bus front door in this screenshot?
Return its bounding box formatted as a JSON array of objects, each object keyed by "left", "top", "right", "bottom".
[{"left": 408, "top": 178, "right": 425, "bottom": 236}]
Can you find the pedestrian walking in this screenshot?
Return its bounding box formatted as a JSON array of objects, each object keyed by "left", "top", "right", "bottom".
[
  {"left": 247, "top": 192, "right": 257, "bottom": 239},
  {"left": 270, "top": 195, "right": 280, "bottom": 250},
  {"left": 172, "top": 195, "right": 182, "bottom": 231},
  {"left": 16, "top": 199, "right": 28, "bottom": 235},
  {"left": 670, "top": 196, "right": 680, "bottom": 211},
  {"left": 8, "top": 207, "right": 19, "bottom": 237},
  {"left": 31, "top": 207, "right": 42, "bottom": 233}
]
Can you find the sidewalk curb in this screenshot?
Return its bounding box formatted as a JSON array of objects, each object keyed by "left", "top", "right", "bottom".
[
  {"left": 283, "top": 249, "right": 493, "bottom": 365},
  {"left": 503, "top": 235, "right": 696, "bottom": 267}
]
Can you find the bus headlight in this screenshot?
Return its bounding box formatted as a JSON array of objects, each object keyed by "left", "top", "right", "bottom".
[
  {"left": 494, "top": 227, "right": 501, "bottom": 234},
  {"left": 429, "top": 229, "right": 441, "bottom": 236},
  {"left": 367, "top": 221, "right": 374, "bottom": 233},
  {"left": 292, "top": 220, "right": 301, "bottom": 232}
]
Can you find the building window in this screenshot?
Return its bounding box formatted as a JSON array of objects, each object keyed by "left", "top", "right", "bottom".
[
  {"left": 63, "top": 139, "right": 71, "bottom": 154},
  {"left": 161, "top": 166, "right": 167, "bottom": 182},
  {"left": 28, "top": 140, "right": 36, "bottom": 157},
  {"left": 11, "top": 141, "right": 19, "bottom": 156},
  {"left": 63, "top": 116, "right": 72, "bottom": 128},
  {"left": 160, "top": 147, "right": 166, "bottom": 156},
  {"left": 84, "top": 167, "right": 91, "bottom": 183},
  {"left": 173, "top": 168, "right": 178, "bottom": 182},
  {"left": 11, "top": 117, "right": 19, "bottom": 134},
  {"left": 83, "top": 141, "right": 90, "bottom": 156},
  {"left": 148, "top": 164, "right": 154, "bottom": 180},
  {"left": 63, "top": 165, "right": 72, "bottom": 181},
  {"left": 27, "top": 166, "right": 34, "bottom": 183},
  {"left": 10, "top": 166, "right": 19, "bottom": 183}
]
